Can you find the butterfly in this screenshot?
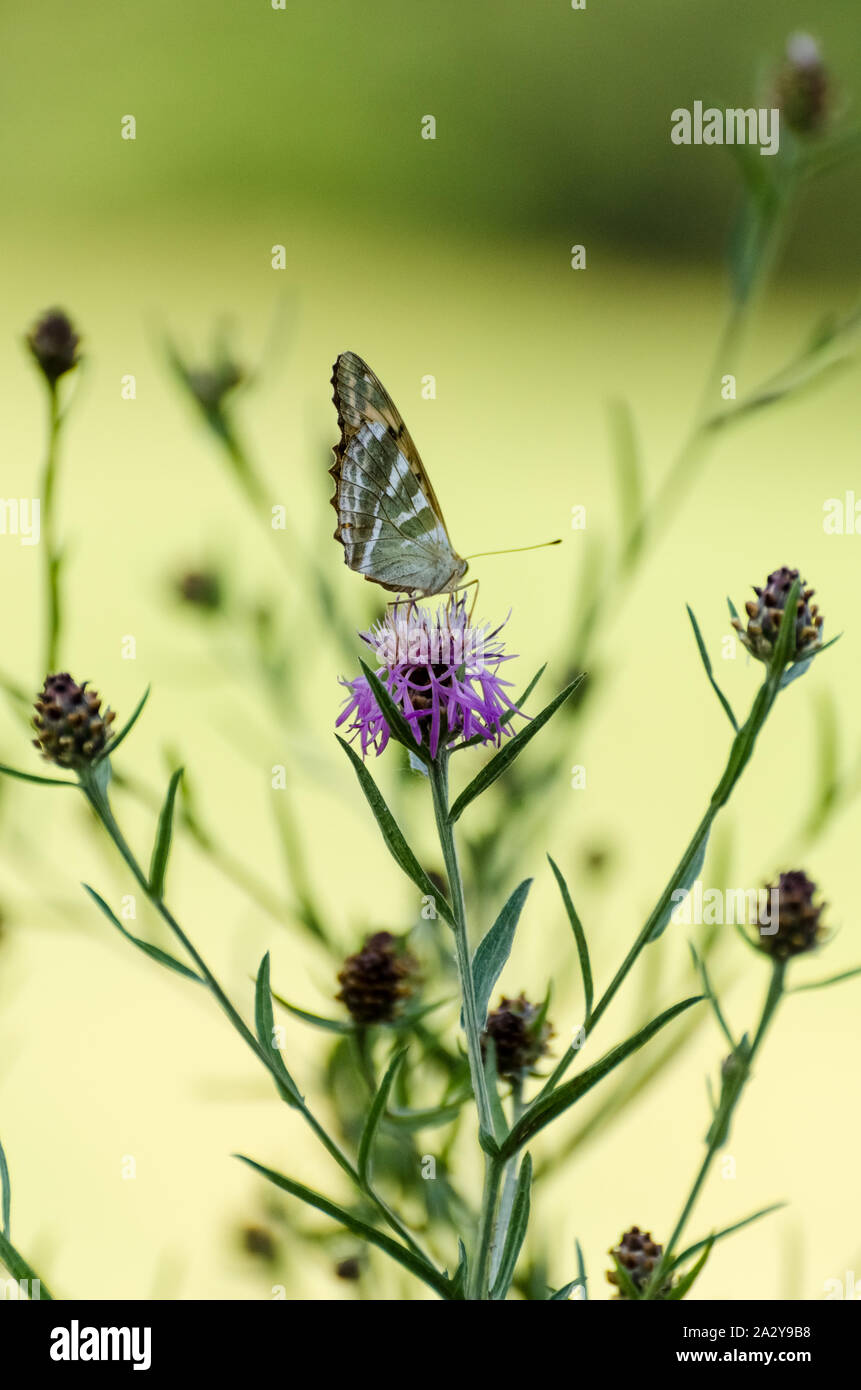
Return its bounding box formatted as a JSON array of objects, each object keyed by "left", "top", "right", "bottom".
[{"left": 330, "top": 352, "right": 469, "bottom": 598}]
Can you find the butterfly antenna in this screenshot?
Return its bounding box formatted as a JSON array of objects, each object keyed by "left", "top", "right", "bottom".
[{"left": 465, "top": 538, "right": 562, "bottom": 561}]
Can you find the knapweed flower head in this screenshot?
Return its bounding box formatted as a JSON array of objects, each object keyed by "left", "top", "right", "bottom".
[
  {"left": 336, "top": 930, "right": 418, "bottom": 1025},
  {"left": 481, "top": 993, "right": 553, "bottom": 1080},
  {"left": 32, "top": 673, "right": 115, "bottom": 769},
  {"left": 775, "top": 33, "right": 829, "bottom": 136},
  {"left": 337, "top": 597, "right": 520, "bottom": 759},
  {"left": 753, "top": 870, "right": 826, "bottom": 960},
  {"left": 732, "top": 566, "right": 823, "bottom": 665},
  {"left": 175, "top": 568, "right": 224, "bottom": 612},
  {"left": 607, "top": 1227, "right": 669, "bottom": 1299},
  {"left": 27, "top": 308, "right": 80, "bottom": 385}
]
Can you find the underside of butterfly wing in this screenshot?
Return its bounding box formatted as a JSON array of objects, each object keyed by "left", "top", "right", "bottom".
[{"left": 330, "top": 352, "right": 468, "bottom": 597}]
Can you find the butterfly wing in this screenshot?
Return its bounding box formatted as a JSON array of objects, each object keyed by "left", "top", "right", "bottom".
[{"left": 330, "top": 352, "right": 467, "bottom": 596}]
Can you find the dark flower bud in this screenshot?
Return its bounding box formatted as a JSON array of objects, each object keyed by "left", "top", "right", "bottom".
[
  {"left": 754, "top": 870, "right": 826, "bottom": 960},
  {"left": 240, "top": 1224, "right": 278, "bottom": 1262},
  {"left": 175, "top": 569, "right": 223, "bottom": 612},
  {"left": 185, "top": 359, "right": 243, "bottom": 416},
  {"left": 32, "top": 674, "right": 116, "bottom": 769},
  {"left": 731, "top": 566, "right": 822, "bottom": 665},
  {"left": 481, "top": 993, "right": 553, "bottom": 1080},
  {"left": 607, "top": 1226, "right": 670, "bottom": 1299},
  {"left": 27, "top": 309, "right": 80, "bottom": 385},
  {"left": 335, "top": 1256, "right": 362, "bottom": 1281},
  {"left": 336, "top": 931, "right": 418, "bottom": 1025},
  {"left": 775, "top": 34, "right": 829, "bottom": 136}
]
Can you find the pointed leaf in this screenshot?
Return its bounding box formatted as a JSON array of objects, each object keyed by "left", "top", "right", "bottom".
[
  {"left": 779, "top": 634, "right": 841, "bottom": 689},
  {"left": 448, "top": 675, "right": 585, "bottom": 823},
  {"left": 472, "top": 878, "right": 532, "bottom": 1025},
  {"left": 0, "top": 1229, "right": 53, "bottom": 1299},
  {"left": 501, "top": 995, "right": 703, "bottom": 1157},
  {"left": 270, "top": 992, "right": 356, "bottom": 1034},
  {"left": 491, "top": 1153, "right": 533, "bottom": 1300},
  {"left": 482, "top": 1039, "right": 509, "bottom": 1147},
  {"left": 359, "top": 660, "right": 428, "bottom": 762},
  {"left": 254, "top": 953, "right": 303, "bottom": 1105},
  {"left": 82, "top": 884, "right": 203, "bottom": 982},
  {"left": 337, "top": 736, "right": 453, "bottom": 924},
  {"left": 665, "top": 1238, "right": 714, "bottom": 1299},
  {"left": 0, "top": 1138, "right": 10, "bottom": 1240},
  {"left": 457, "top": 665, "right": 547, "bottom": 751},
  {"left": 686, "top": 606, "right": 738, "bottom": 731},
  {"left": 668, "top": 1202, "right": 785, "bottom": 1272},
  {"left": 358, "top": 1047, "right": 408, "bottom": 1187},
  {"left": 96, "top": 685, "right": 150, "bottom": 763},
  {"left": 548, "top": 856, "right": 592, "bottom": 1017},
  {"left": 235, "top": 1155, "right": 453, "bottom": 1300},
  {"left": 0, "top": 762, "right": 75, "bottom": 788},
  {"left": 790, "top": 965, "right": 861, "bottom": 993},
  {"left": 647, "top": 828, "right": 711, "bottom": 942},
  {"left": 148, "top": 767, "right": 183, "bottom": 898}
]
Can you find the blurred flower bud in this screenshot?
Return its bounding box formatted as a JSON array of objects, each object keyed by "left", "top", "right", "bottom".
[
  {"left": 607, "top": 1226, "right": 669, "bottom": 1299},
  {"left": 185, "top": 359, "right": 243, "bottom": 416},
  {"left": 335, "top": 1256, "right": 362, "bottom": 1281},
  {"left": 481, "top": 993, "right": 553, "bottom": 1080},
  {"left": 240, "top": 1224, "right": 278, "bottom": 1263},
  {"left": 32, "top": 674, "right": 115, "bottom": 769},
  {"left": 754, "top": 870, "right": 826, "bottom": 960},
  {"left": 27, "top": 309, "right": 80, "bottom": 386},
  {"left": 336, "top": 931, "right": 418, "bottom": 1025},
  {"left": 731, "top": 566, "right": 822, "bottom": 665},
  {"left": 175, "top": 568, "right": 224, "bottom": 612},
  {"left": 775, "top": 33, "right": 829, "bottom": 136}
]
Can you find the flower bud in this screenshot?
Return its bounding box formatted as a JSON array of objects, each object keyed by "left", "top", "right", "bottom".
[
  {"left": 481, "top": 993, "right": 553, "bottom": 1080},
  {"left": 775, "top": 33, "right": 829, "bottom": 136},
  {"left": 27, "top": 309, "right": 80, "bottom": 385},
  {"left": 607, "top": 1227, "right": 669, "bottom": 1299},
  {"left": 336, "top": 931, "right": 418, "bottom": 1025},
  {"left": 731, "top": 567, "right": 822, "bottom": 665},
  {"left": 32, "top": 674, "right": 116, "bottom": 769},
  {"left": 754, "top": 870, "right": 826, "bottom": 959}
]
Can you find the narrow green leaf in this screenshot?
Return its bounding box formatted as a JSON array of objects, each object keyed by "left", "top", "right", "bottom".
[
  {"left": 386, "top": 1096, "right": 470, "bottom": 1130},
  {"left": 482, "top": 1039, "right": 509, "bottom": 1146},
  {"left": 686, "top": 606, "right": 738, "bottom": 731},
  {"left": 548, "top": 856, "right": 593, "bottom": 1018},
  {"left": 576, "top": 1237, "right": 588, "bottom": 1300},
  {"left": 148, "top": 767, "right": 183, "bottom": 898},
  {"left": 688, "top": 943, "right": 735, "bottom": 1049},
  {"left": 95, "top": 685, "right": 150, "bottom": 762},
  {"left": 668, "top": 1202, "right": 786, "bottom": 1272},
  {"left": 491, "top": 1153, "right": 533, "bottom": 1299},
  {"left": 270, "top": 991, "right": 356, "bottom": 1034},
  {"left": 359, "top": 660, "right": 429, "bottom": 762},
  {"left": 337, "top": 736, "right": 454, "bottom": 925},
  {"left": 472, "top": 878, "right": 532, "bottom": 1025},
  {"left": 790, "top": 965, "right": 861, "bottom": 993},
  {"left": 451, "top": 1240, "right": 469, "bottom": 1299},
  {"left": 449, "top": 674, "right": 585, "bottom": 823},
  {"left": 82, "top": 884, "right": 203, "bottom": 982},
  {"left": 358, "top": 1047, "right": 408, "bottom": 1187},
  {"left": 548, "top": 1276, "right": 586, "bottom": 1300},
  {"left": 0, "top": 1137, "right": 10, "bottom": 1239},
  {"left": 0, "top": 761, "right": 75, "bottom": 788},
  {"left": 647, "top": 828, "right": 711, "bottom": 942},
  {"left": 254, "top": 953, "right": 303, "bottom": 1105},
  {"left": 666, "top": 1238, "right": 714, "bottom": 1299},
  {"left": 609, "top": 398, "right": 644, "bottom": 568},
  {"left": 0, "top": 1229, "right": 53, "bottom": 1299},
  {"left": 609, "top": 1252, "right": 641, "bottom": 1300},
  {"left": 502, "top": 995, "right": 703, "bottom": 1157},
  {"left": 779, "top": 634, "right": 842, "bottom": 689},
  {"left": 235, "top": 1155, "right": 453, "bottom": 1300},
  {"left": 773, "top": 578, "right": 801, "bottom": 672}
]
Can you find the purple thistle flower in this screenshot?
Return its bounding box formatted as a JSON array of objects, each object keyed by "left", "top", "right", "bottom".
[{"left": 337, "top": 597, "right": 522, "bottom": 759}]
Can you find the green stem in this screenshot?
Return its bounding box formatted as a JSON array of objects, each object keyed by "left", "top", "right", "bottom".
[
  {"left": 471, "top": 1156, "right": 504, "bottom": 1301},
  {"left": 643, "top": 959, "right": 786, "bottom": 1299},
  {"left": 39, "top": 386, "right": 63, "bottom": 674},
  {"left": 489, "top": 1081, "right": 524, "bottom": 1287},
  {"left": 79, "top": 771, "right": 435, "bottom": 1273},
  {"left": 541, "top": 665, "right": 784, "bottom": 1096}
]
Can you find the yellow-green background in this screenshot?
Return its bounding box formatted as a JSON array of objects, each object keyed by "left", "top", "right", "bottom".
[{"left": 0, "top": 0, "right": 858, "bottom": 1299}]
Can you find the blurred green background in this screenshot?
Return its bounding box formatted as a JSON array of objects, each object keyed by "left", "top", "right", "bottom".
[{"left": 0, "top": 0, "right": 859, "bottom": 1299}]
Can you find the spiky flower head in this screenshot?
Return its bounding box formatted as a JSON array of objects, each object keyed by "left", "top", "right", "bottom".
[
  {"left": 731, "top": 567, "right": 822, "bottom": 665},
  {"left": 336, "top": 931, "right": 418, "bottom": 1025},
  {"left": 775, "top": 33, "right": 829, "bottom": 136},
  {"left": 27, "top": 309, "right": 80, "bottom": 385},
  {"left": 337, "top": 597, "right": 521, "bottom": 759},
  {"left": 481, "top": 993, "right": 553, "bottom": 1080},
  {"left": 753, "top": 870, "right": 826, "bottom": 960},
  {"left": 32, "top": 674, "right": 116, "bottom": 770},
  {"left": 607, "top": 1227, "right": 670, "bottom": 1299}
]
